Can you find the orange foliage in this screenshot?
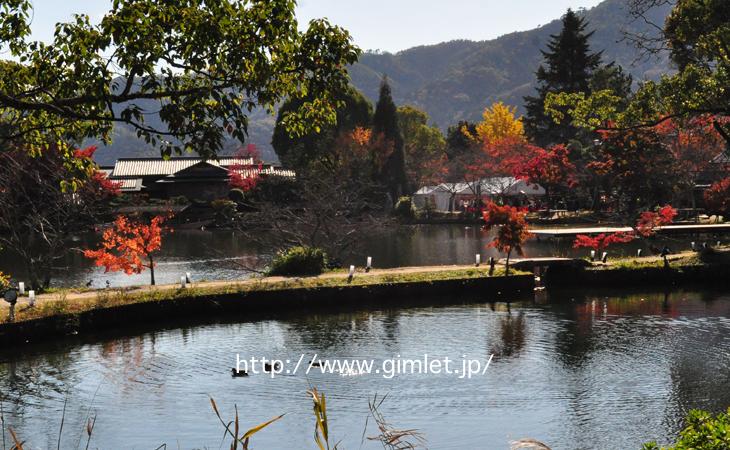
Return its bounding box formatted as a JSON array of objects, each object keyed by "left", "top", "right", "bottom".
[
  {"left": 84, "top": 215, "right": 169, "bottom": 285},
  {"left": 482, "top": 202, "right": 531, "bottom": 263}
]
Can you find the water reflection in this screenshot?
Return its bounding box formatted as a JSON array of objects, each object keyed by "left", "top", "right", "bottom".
[{"left": 1, "top": 289, "right": 730, "bottom": 449}]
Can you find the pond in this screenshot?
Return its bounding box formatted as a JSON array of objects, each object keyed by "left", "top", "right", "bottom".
[
  {"left": 0, "top": 224, "right": 717, "bottom": 288},
  {"left": 1, "top": 288, "right": 730, "bottom": 449}
]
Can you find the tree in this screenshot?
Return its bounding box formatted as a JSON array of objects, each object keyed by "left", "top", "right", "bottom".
[
  {"left": 573, "top": 232, "right": 635, "bottom": 251},
  {"left": 272, "top": 85, "right": 372, "bottom": 172},
  {"left": 240, "top": 129, "right": 392, "bottom": 264},
  {"left": 0, "top": 0, "right": 359, "bottom": 158},
  {"left": 524, "top": 9, "right": 602, "bottom": 146},
  {"left": 229, "top": 145, "right": 264, "bottom": 192},
  {"left": 573, "top": 205, "right": 677, "bottom": 250},
  {"left": 84, "top": 214, "right": 169, "bottom": 286},
  {"left": 704, "top": 178, "right": 730, "bottom": 216},
  {"left": 514, "top": 144, "right": 576, "bottom": 209},
  {"left": 482, "top": 202, "right": 530, "bottom": 275},
  {"left": 396, "top": 105, "right": 447, "bottom": 188},
  {"left": 473, "top": 102, "right": 525, "bottom": 145},
  {"left": 446, "top": 120, "right": 477, "bottom": 159},
  {"left": 0, "top": 145, "right": 117, "bottom": 290},
  {"left": 552, "top": 1, "right": 730, "bottom": 149},
  {"left": 373, "top": 77, "right": 408, "bottom": 200},
  {"left": 589, "top": 127, "right": 677, "bottom": 216},
  {"left": 656, "top": 116, "right": 727, "bottom": 207}
]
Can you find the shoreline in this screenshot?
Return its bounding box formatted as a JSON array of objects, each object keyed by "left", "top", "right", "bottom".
[
  {"left": 1, "top": 253, "right": 729, "bottom": 346},
  {"left": 0, "top": 265, "right": 533, "bottom": 345}
]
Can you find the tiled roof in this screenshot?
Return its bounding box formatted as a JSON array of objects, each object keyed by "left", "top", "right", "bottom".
[
  {"left": 232, "top": 167, "right": 296, "bottom": 178},
  {"left": 111, "top": 157, "right": 256, "bottom": 177},
  {"left": 112, "top": 178, "right": 143, "bottom": 192}
]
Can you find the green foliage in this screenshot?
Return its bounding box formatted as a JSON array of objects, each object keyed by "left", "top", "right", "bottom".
[
  {"left": 373, "top": 77, "right": 408, "bottom": 197},
  {"left": 397, "top": 105, "right": 446, "bottom": 186},
  {"left": 550, "top": 1, "right": 730, "bottom": 147},
  {"left": 643, "top": 408, "right": 730, "bottom": 450},
  {"left": 268, "top": 246, "right": 328, "bottom": 277},
  {"left": 523, "top": 9, "right": 602, "bottom": 146},
  {"left": 394, "top": 196, "right": 416, "bottom": 220},
  {"left": 0, "top": 0, "right": 360, "bottom": 158},
  {"left": 211, "top": 199, "right": 237, "bottom": 224},
  {"left": 446, "top": 120, "right": 477, "bottom": 158},
  {"left": 272, "top": 85, "right": 372, "bottom": 171}
]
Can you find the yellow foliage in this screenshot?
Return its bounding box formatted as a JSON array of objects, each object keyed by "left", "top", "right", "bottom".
[{"left": 474, "top": 102, "right": 525, "bottom": 144}]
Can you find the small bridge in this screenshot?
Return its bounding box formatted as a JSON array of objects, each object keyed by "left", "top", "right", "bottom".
[{"left": 530, "top": 223, "right": 730, "bottom": 238}]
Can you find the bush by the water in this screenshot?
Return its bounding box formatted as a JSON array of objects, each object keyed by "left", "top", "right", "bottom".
[
  {"left": 643, "top": 408, "right": 730, "bottom": 449},
  {"left": 268, "top": 246, "right": 327, "bottom": 276},
  {"left": 394, "top": 196, "right": 415, "bottom": 220}
]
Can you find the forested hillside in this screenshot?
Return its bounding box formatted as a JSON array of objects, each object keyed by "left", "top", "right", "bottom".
[{"left": 93, "top": 0, "right": 671, "bottom": 165}]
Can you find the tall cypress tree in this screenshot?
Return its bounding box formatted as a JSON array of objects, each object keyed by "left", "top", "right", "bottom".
[
  {"left": 524, "top": 9, "right": 602, "bottom": 146},
  {"left": 373, "top": 76, "right": 408, "bottom": 199}
]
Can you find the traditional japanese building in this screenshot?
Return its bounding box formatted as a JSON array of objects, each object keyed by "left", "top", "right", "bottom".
[{"left": 108, "top": 157, "right": 294, "bottom": 201}]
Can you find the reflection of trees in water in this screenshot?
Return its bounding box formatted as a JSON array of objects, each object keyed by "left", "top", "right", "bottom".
[
  {"left": 550, "top": 292, "right": 597, "bottom": 368},
  {"left": 0, "top": 348, "right": 81, "bottom": 421},
  {"left": 283, "top": 310, "right": 396, "bottom": 351},
  {"left": 491, "top": 307, "right": 526, "bottom": 357},
  {"left": 664, "top": 296, "right": 730, "bottom": 433}
]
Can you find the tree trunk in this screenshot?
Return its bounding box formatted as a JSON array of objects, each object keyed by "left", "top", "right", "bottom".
[
  {"left": 505, "top": 249, "right": 511, "bottom": 276},
  {"left": 149, "top": 254, "right": 156, "bottom": 286}
]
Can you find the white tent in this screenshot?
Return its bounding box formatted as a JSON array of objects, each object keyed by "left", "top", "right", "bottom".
[
  {"left": 413, "top": 178, "right": 545, "bottom": 212},
  {"left": 455, "top": 177, "right": 546, "bottom": 197},
  {"left": 413, "top": 184, "right": 457, "bottom": 211}
]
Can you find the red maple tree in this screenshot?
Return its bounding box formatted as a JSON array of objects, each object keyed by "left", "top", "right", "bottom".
[
  {"left": 573, "top": 205, "right": 677, "bottom": 251},
  {"left": 229, "top": 144, "right": 264, "bottom": 192},
  {"left": 573, "top": 232, "right": 636, "bottom": 251},
  {"left": 704, "top": 178, "right": 730, "bottom": 216},
  {"left": 84, "top": 214, "right": 169, "bottom": 285},
  {"left": 514, "top": 144, "right": 576, "bottom": 208},
  {"left": 482, "top": 202, "right": 531, "bottom": 275}
]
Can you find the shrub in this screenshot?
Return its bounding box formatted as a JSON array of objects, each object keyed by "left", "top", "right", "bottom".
[
  {"left": 394, "top": 196, "right": 415, "bottom": 220},
  {"left": 268, "top": 246, "right": 327, "bottom": 276},
  {"left": 211, "top": 199, "right": 238, "bottom": 224},
  {"left": 643, "top": 408, "right": 730, "bottom": 449},
  {"left": 228, "top": 188, "right": 246, "bottom": 203}
]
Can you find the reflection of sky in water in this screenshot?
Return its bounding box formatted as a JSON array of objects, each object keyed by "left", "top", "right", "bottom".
[
  {"left": 1, "top": 289, "right": 729, "bottom": 449},
  {"left": 0, "top": 225, "right": 722, "bottom": 288}
]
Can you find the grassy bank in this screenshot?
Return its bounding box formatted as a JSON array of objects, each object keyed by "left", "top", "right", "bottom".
[
  {"left": 0, "top": 265, "right": 534, "bottom": 345},
  {"left": 545, "top": 248, "right": 730, "bottom": 288}
]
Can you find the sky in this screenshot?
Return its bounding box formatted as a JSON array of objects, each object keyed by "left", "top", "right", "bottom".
[{"left": 26, "top": 0, "right": 604, "bottom": 53}]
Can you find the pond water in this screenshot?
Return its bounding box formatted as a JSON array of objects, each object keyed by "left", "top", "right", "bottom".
[
  {"left": 2, "top": 288, "right": 730, "bottom": 449},
  {"left": 0, "top": 224, "right": 716, "bottom": 288}
]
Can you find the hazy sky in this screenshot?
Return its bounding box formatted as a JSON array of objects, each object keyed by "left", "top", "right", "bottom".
[{"left": 26, "top": 0, "right": 603, "bottom": 52}]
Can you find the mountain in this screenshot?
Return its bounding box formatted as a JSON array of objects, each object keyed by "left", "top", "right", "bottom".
[
  {"left": 349, "top": 0, "right": 672, "bottom": 127},
  {"left": 93, "top": 0, "right": 672, "bottom": 166}
]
